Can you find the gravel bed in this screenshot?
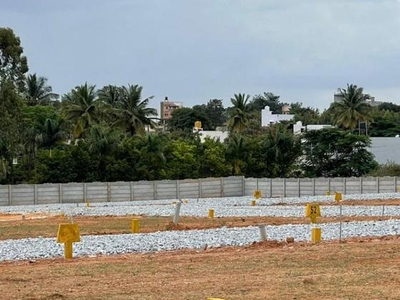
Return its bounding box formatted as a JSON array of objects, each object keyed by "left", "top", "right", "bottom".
[
  {"left": 0, "top": 219, "right": 399, "bottom": 261},
  {"left": 0, "top": 193, "right": 399, "bottom": 262},
  {"left": 0, "top": 193, "right": 399, "bottom": 218}
]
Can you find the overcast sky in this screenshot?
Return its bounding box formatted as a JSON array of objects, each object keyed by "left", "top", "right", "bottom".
[{"left": 1, "top": 0, "right": 400, "bottom": 114}]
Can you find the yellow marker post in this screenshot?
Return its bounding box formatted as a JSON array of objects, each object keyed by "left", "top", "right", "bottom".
[
  {"left": 306, "top": 204, "right": 322, "bottom": 243},
  {"left": 305, "top": 204, "right": 321, "bottom": 223},
  {"left": 326, "top": 190, "right": 331, "bottom": 196},
  {"left": 131, "top": 219, "right": 140, "bottom": 233},
  {"left": 251, "top": 200, "right": 256, "bottom": 206},
  {"left": 253, "top": 190, "right": 262, "bottom": 199},
  {"left": 334, "top": 192, "right": 342, "bottom": 203},
  {"left": 85, "top": 201, "right": 90, "bottom": 207},
  {"left": 311, "top": 227, "right": 322, "bottom": 243},
  {"left": 208, "top": 209, "right": 215, "bottom": 218},
  {"left": 57, "top": 223, "right": 80, "bottom": 259}
]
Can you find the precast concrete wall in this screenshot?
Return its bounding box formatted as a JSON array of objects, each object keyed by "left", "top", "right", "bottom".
[
  {"left": 0, "top": 176, "right": 244, "bottom": 206},
  {"left": 244, "top": 176, "right": 400, "bottom": 197},
  {"left": 1, "top": 176, "right": 399, "bottom": 206}
]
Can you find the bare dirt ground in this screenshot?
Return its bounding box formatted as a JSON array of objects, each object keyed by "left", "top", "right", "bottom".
[
  {"left": 0, "top": 198, "right": 400, "bottom": 299},
  {"left": 0, "top": 236, "right": 400, "bottom": 300}
]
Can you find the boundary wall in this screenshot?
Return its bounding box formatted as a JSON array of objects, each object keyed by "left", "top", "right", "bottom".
[{"left": 0, "top": 176, "right": 399, "bottom": 206}]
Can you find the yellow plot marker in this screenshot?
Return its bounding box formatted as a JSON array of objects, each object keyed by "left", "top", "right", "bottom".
[
  {"left": 253, "top": 190, "right": 262, "bottom": 199},
  {"left": 57, "top": 223, "right": 80, "bottom": 259},
  {"left": 334, "top": 192, "right": 342, "bottom": 203},
  {"left": 305, "top": 204, "right": 321, "bottom": 223},
  {"left": 251, "top": 200, "right": 256, "bottom": 206},
  {"left": 208, "top": 209, "right": 215, "bottom": 218},
  {"left": 326, "top": 190, "right": 331, "bottom": 196},
  {"left": 131, "top": 219, "right": 140, "bottom": 233},
  {"left": 311, "top": 227, "right": 322, "bottom": 243},
  {"left": 305, "top": 204, "right": 322, "bottom": 243}
]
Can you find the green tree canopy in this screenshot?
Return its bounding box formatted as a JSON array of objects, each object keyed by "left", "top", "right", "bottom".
[
  {"left": 205, "top": 99, "right": 226, "bottom": 129},
  {"left": 249, "top": 92, "right": 282, "bottom": 113},
  {"left": 300, "top": 128, "right": 378, "bottom": 177},
  {"left": 0, "top": 27, "right": 29, "bottom": 92},
  {"left": 0, "top": 80, "right": 24, "bottom": 182},
  {"left": 290, "top": 102, "right": 321, "bottom": 125},
  {"left": 168, "top": 107, "right": 212, "bottom": 132}
]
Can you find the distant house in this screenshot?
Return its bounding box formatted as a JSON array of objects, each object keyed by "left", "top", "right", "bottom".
[
  {"left": 261, "top": 106, "right": 294, "bottom": 126},
  {"left": 159, "top": 96, "right": 182, "bottom": 121},
  {"left": 193, "top": 122, "right": 228, "bottom": 143},
  {"left": 333, "top": 88, "right": 383, "bottom": 107},
  {"left": 293, "top": 121, "right": 334, "bottom": 134}
]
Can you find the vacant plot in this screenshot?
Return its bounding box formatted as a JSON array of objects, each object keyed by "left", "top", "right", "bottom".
[
  {"left": 0, "top": 197, "right": 399, "bottom": 299},
  {"left": 0, "top": 236, "right": 400, "bottom": 300}
]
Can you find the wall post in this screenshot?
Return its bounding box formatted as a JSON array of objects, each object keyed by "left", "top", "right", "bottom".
[
  {"left": 242, "top": 176, "right": 245, "bottom": 196},
  {"left": 269, "top": 178, "right": 272, "bottom": 197},
  {"left": 298, "top": 178, "right": 301, "bottom": 197},
  {"left": 283, "top": 178, "right": 286, "bottom": 197},
  {"left": 199, "top": 178, "right": 202, "bottom": 198},
  {"left": 176, "top": 180, "right": 180, "bottom": 199},
  {"left": 328, "top": 178, "right": 331, "bottom": 194},
  {"left": 8, "top": 185, "right": 11, "bottom": 205},
  {"left": 59, "top": 184, "right": 62, "bottom": 203},
  {"left": 377, "top": 177, "right": 380, "bottom": 193},
  {"left": 312, "top": 178, "right": 316, "bottom": 196},
  {"left": 107, "top": 182, "right": 111, "bottom": 202},
  {"left": 83, "top": 183, "right": 87, "bottom": 203},
  {"left": 34, "top": 184, "right": 38, "bottom": 205},
  {"left": 153, "top": 181, "right": 157, "bottom": 200},
  {"left": 130, "top": 181, "right": 134, "bottom": 201}
]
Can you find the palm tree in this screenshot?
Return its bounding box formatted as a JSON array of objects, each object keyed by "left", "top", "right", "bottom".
[
  {"left": 25, "top": 74, "right": 59, "bottom": 106},
  {"left": 263, "top": 123, "right": 301, "bottom": 177},
  {"left": 225, "top": 134, "right": 247, "bottom": 174},
  {"left": 113, "top": 84, "right": 157, "bottom": 136},
  {"left": 86, "top": 125, "right": 122, "bottom": 181},
  {"left": 227, "top": 93, "right": 252, "bottom": 133},
  {"left": 61, "top": 83, "right": 99, "bottom": 139},
  {"left": 40, "top": 118, "right": 66, "bottom": 148},
  {"left": 97, "top": 85, "right": 122, "bottom": 125},
  {"left": 87, "top": 125, "right": 121, "bottom": 155},
  {"left": 98, "top": 85, "right": 121, "bottom": 107},
  {"left": 332, "top": 84, "right": 372, "bottom": 132},
  {"left": 135, "top": 134, "right": 168, "bottom": 180}
]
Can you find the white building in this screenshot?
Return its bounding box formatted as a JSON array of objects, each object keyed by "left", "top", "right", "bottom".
[
  {"left": 193, "top": 122, "right": 228, "bottom": 142},
  {"left": 261, "top": 106, "right": 294, "bottom": 127},
  {"left": 293, "top": 121, "right": 334, "bottom": 134}
]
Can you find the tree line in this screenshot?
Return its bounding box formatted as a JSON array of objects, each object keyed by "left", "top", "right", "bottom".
[{"left": 0, "top": 27, "right": 398, "bottom": 184}]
